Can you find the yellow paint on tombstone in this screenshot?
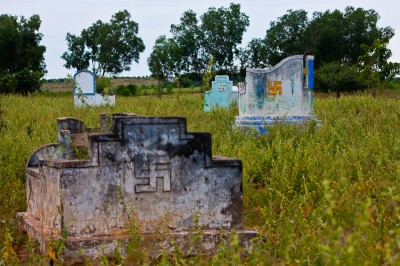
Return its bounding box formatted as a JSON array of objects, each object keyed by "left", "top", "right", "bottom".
[{"left": 268, "top": 81, "right": 282, "bottom": 96}]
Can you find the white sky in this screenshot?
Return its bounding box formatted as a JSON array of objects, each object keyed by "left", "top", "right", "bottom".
[{"left": 2, "top": 0, "right": 400, "bottom": 79}]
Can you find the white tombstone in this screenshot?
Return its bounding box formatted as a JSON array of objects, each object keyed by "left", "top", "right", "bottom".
[{"left": 74, "top": 69, "right": 115, "bottom": 107}]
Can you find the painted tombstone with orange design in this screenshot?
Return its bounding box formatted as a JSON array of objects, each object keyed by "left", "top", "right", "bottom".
[{"left": 235, "top": 55, "right": 319, "bottom": 134}]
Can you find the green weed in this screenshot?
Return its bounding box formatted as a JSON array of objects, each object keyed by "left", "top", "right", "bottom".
[{"left": 1, "top": 92, "right": 400, "bottom": 264}]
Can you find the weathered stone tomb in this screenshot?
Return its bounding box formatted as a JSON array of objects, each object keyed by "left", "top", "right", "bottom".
[{"left": 19, "top": 113, "right": 256, "bottom": 258}]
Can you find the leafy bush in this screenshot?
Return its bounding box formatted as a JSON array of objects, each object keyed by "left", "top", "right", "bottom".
[
  {"left": 113, "top": 85, "right": 130, "bottom": 96},
  {"left": 96, "top": 77, "right": 112, "bottom": 94},
  {"left": 113, "top": 84, "right": 139, "bottom": 96},
  {"left": 165, "top": 83, "right": 174, "bottom": 93},
  {"left": 382, "top": 77, "right": 400, "bottom": 90},
  {"left": 0, "top": 69, "right": 44, "bottom": 94},
  {"left": 127, "top": 84, "right": 139, "bottom": 95},
  {"left": 315, "top": 62, "right": 367, "bottom": 93},
  {"left": 179, "top": 77, "right": 193, "bottom": 88}
]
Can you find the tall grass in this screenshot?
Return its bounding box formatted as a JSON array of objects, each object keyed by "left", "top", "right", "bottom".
[{"left": 0, "top": 92, "right": 399, "bottom": 264}]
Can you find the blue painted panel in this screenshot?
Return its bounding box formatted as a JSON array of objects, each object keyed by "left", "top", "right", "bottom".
[{"left": 307, "top": 56, "right": 314, "bottom": 89}]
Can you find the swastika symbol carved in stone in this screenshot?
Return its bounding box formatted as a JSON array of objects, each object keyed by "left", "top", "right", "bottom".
[{"left": 134, "top": 155, "right": 171, "bottom": 193}]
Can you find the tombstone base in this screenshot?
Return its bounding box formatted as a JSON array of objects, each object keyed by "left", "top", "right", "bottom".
[
  {"left": 235, "top": 115, "right": 321, "bottom": 134},
  {"left": 18, "top": 212, "right": 258, "bottom": 261},
  {"left": 74, "top": 93, "right": 115, "bottom": 107}
]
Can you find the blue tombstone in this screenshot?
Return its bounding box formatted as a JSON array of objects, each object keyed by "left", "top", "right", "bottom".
[
  {"left": 204, "top": 75, "right": 238, "bottom": 111},
  {"left": 235, "top": 55, "right": 319, "bottom": 134}
]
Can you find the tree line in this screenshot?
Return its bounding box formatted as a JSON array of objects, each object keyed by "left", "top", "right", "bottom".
[
  {"left": 0, "top": 4, "right": 399, "bottom": 94},
  {"left": 0, "top": 14, "right": 46, "bottom": 94}
]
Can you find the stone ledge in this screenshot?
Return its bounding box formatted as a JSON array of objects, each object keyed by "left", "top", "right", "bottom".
[
  {"left": 18, "top": 212, "right": 258, "bottom": 261},
  {"left": 235, "top": 115, "right": 322, "bottom": 134}
]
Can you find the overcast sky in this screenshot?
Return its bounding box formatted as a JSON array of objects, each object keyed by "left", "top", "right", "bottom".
[{"left": 2, "top": 0, "right": 400, "bottom": 79}]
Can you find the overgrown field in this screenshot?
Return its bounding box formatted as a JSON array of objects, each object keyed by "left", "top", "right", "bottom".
[
  {"left": 1, "top": 92, "right": 400, "bottom": 264},
  {"left": 41, "top": 77, "right": 158, "bottom": 92}
]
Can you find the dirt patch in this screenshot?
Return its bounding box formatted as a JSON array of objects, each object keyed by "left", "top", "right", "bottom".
[
  {"left": 41, "top": 80, "right": 73, "bottom": 92},
  {"left": 111, "top": 78, "right": 157, "bottom": 87},
  {"left": 41, "top": 78, "right": 158, "bottom": 92}
]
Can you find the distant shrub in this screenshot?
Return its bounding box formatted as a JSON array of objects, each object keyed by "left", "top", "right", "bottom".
[
  {"left": 113, "top": 84, "right": 139, "bottom": 96},
  {"left": 382, "top": 77, "right": 400, "bottom": 90},
  {"left": 114, "top": 85, "right": 130, "bottom": 96},
  {"left": 96, "top": 77, "right": 112, "bottom": 94},
  {"left": 179, "top": 77, "right": 193, "bottom": 88},
  {"left": 165, "top": 83, "right": 174, "bottom": 93},
  {"left": 128, "top": 84, "right": 139, "bottom": 95},
  {"left": 149, "top": 84, "right": 158, "bottom": 92},
  {"left": 45, "top": 78, "right": 68, "bottom": 83},
  {"left": 315, "top": 62, "right": 367, "bottom": 93},
  {"left": 0, "top": 68, "right": 44, "bottom": 94}
]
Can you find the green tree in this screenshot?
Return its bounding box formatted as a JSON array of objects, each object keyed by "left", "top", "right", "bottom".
[
  {"left": 264, "top": 7, "right": 393, "bottom": 69},
  {"left": 148, "top": 36, "right": 179, "bottom": 94},
  {"left": 200, "top": 3, "right": 249, "bottom": 73},
  {"left": 170, "top": 10, "right": 203, "bottom": 77},
  {"left": 342, "top": 7, "right": 382, "bottom": 64},
  {"left": 265, "top": 9, "right": 309, "bottom": 65},
  {"left": 239, "top": 38, "right": 268, "bottom": 69},
  {"left": 315, "top": 62, "right": 367, "bottom": 93},
  {"left": 305, "top": 10, "right": 346, "bottom": 66},
  {"left": 307, "top": 7, "right": 390, "bottom": 68},
  {"left": 61, "top": 10, "right": 145, "bottom": 76},
  {"left": 359, "top": 28, "right": 400, "bottom": 87},
  {"left": 0, "top": 14, "right": 46, "bottom": 94},
  {"left": 61, "top": 33, "right": 90, "bottom": 71},
  {"left": 149, "top": 3, "right": 249, "bottom": 79}
]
